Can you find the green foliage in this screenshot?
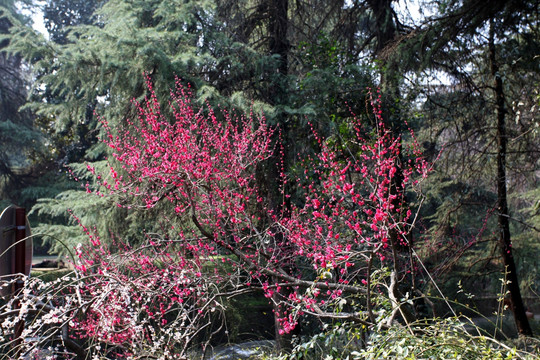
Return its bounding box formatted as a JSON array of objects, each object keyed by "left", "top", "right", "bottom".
[
  {"left": 293, "top": 32, "right": 374, "bottom": 138},
  {"left": 263, "top": 319, "right": 538, "bottom": 360},
  {"left": 288, "top": 322, "right": 365, "bottom": 360},
  {"left": 354, "top": 318, "right": 535, "bottom": 360}
]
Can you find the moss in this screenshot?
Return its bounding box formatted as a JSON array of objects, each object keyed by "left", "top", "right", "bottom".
[{"left": 30, "top": 269, "right": 72, "bottom": 282}]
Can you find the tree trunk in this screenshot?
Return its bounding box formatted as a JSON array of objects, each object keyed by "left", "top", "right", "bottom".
[
  {"left": 267, "top": 0, "right": 296, "bottom": 352},
  {"left": 365, "top": 0, "right": 419, "bottom": 321},
  {"left": 489, "top": 20, "right": 532, "bottom": 337}
]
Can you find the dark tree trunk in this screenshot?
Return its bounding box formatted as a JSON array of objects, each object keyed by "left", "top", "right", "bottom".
[
  {"left": 366, "top": 0, "right": 396, "bottom": 54},
  {"left": 266, "top": 0, "right": 289, "bottom": 210},
  {"left": 365, "top": 0, "right": 420, "bottom": 322},
  {"left": 268, "top": 0, "right": 289, "bottom": 80},
  {"left": 266, "top": 0, "right": 296, "bottom": 352},
  {"left": 489, "top": 21, "right": 532, "bottom": 337}
]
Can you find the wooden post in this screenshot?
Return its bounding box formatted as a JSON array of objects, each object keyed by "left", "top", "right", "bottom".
[
  {"left": 13, "top": 207, "right": 27, "bottom": 355},
  {"left": 15, "top": 207, "right": 26, "bottom": 277}
]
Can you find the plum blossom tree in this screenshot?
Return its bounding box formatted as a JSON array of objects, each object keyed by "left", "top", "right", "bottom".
[
  {"left": 0, "top": 79, "right": 431, "bottom": 358},
  {"left": 96, "top": 79, "right": 430, "bottom": 333}
]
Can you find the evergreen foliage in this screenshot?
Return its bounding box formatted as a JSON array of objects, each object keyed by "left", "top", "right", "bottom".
[{"left": 0, "top": 0, "right": 45, "bottom": 209}]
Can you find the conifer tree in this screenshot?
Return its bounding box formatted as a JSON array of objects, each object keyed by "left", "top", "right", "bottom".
[{"left": 0, "top": 0, "right": 44, "bottom": 209}]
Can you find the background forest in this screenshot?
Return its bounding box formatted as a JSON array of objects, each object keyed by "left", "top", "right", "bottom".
[{"left": 0, "top": 0, "right": 539, "bottom": 359}]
